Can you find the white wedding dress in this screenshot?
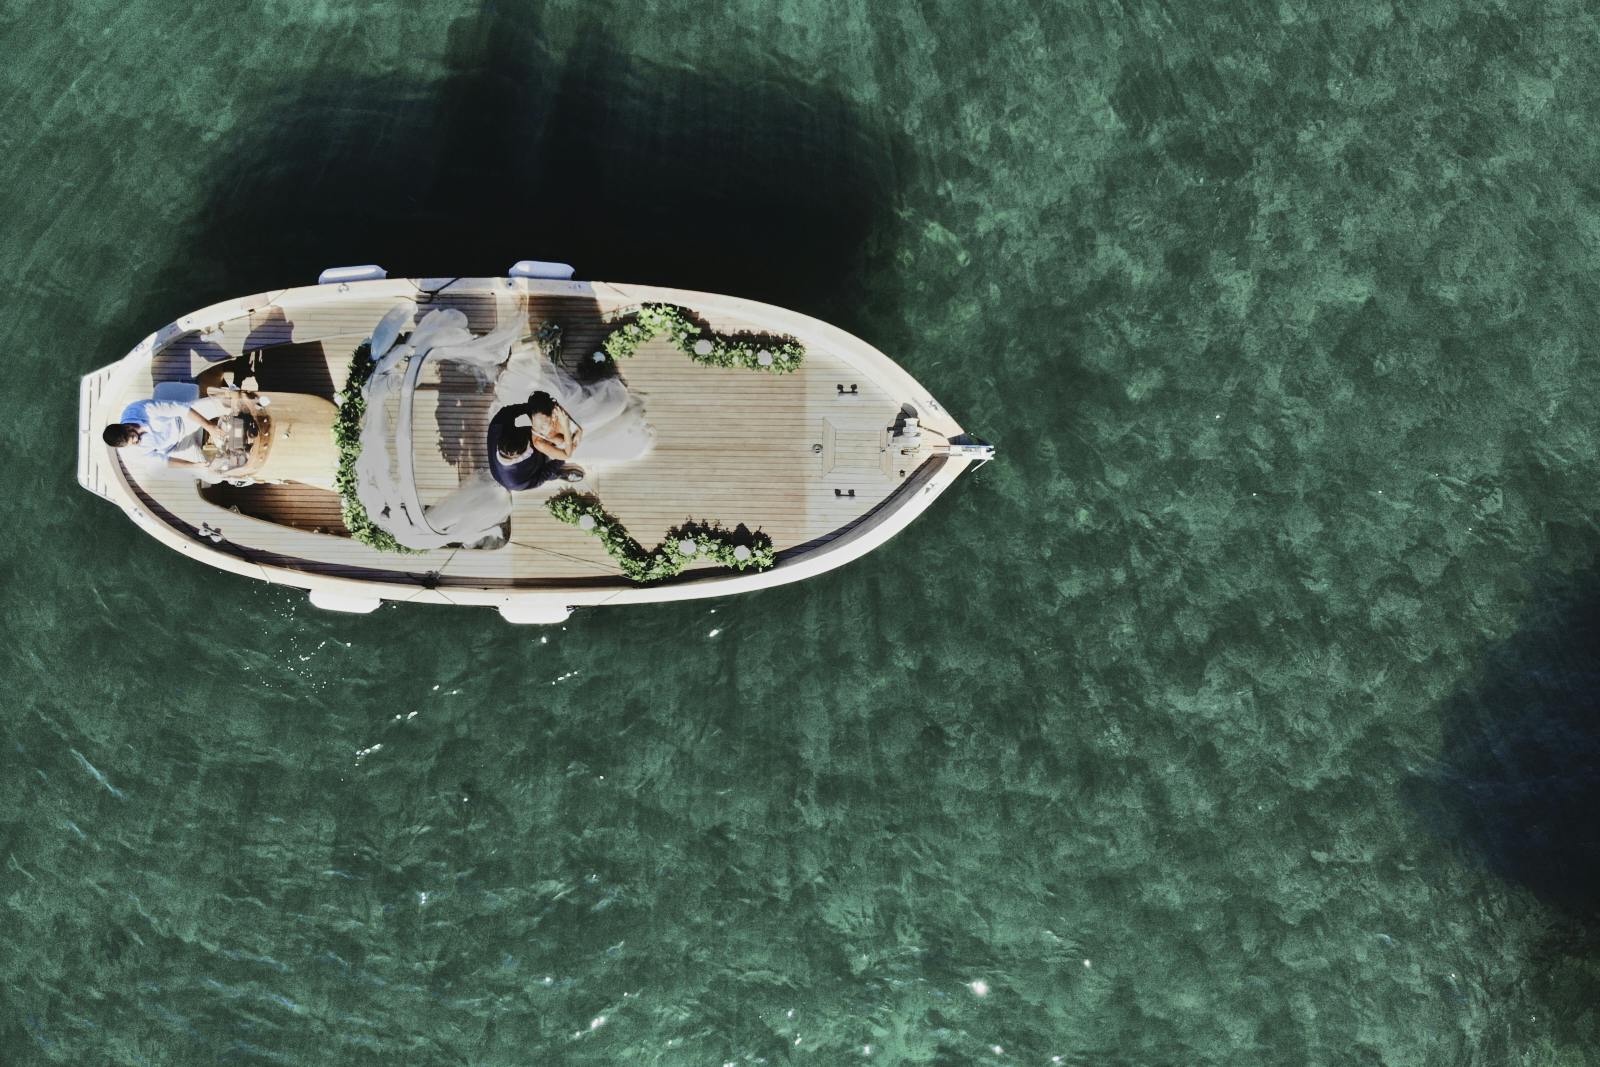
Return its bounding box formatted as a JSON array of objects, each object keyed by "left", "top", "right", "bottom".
[
  {"left": 494, "top": 344, "right": 656, "bottom": 464},
  {"left": 352, "top": 301, "right": 653, "bottom": 551}
]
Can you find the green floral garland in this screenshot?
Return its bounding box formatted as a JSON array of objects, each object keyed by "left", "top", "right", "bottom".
[
  {"left": 334, "top": 312, "right": 794, "bottom": 557},
  {"left": 547, "top": 491, "right": 777, "bottom": 583},
  {"left": 599, "top": 303, "right": 804, "bottom": 373},
  {"left": 333, "top": 341, "right": 415, "bottom": 553}
]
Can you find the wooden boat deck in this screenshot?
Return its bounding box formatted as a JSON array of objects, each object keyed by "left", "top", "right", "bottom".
[{"left": 98, "top": 281, "right": 956, "bottom": 590}]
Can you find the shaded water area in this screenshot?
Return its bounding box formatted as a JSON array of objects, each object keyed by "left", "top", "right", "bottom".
[{"left": 6, "top": 0, "right": 1600, "bottom": 1063}]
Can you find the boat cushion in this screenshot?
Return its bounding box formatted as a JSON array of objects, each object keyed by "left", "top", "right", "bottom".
[{"left": 152, "top": 381, "right": 200, "bottom": 405}]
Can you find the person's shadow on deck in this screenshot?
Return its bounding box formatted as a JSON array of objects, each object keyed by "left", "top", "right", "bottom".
[
  {"left": 433, "top": 360, "right": 489, "bottom": 473},
  {"left": 245, "top": 313, "right": 337, "bottom": 402},
  {"left": 160, "top": 307, "right": 337, "bottom": 399}
]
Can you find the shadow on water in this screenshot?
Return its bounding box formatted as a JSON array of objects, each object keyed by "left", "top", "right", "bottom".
[
  {"left": 1412, "top": 573, "right": 1600, "bottom": 932},
  {"left": 150, "top": 0, "right": 905, "bottom": 326}
]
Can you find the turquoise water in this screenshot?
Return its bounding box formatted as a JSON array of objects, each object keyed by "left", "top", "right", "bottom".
[{"left": 6, "top": 0, "right": 1600, "bottom": 1062}]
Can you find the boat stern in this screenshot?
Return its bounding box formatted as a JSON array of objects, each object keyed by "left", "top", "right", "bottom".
[{"left": 78, "top": 359, "right": 126, "bottom": 502}]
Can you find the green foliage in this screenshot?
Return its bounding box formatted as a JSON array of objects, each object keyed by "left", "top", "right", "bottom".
[
  {"left": 598, "top": 303, "right": 804, "bottom": 373},
  {"left": 532, "top": 320, "right": 562, "bottom": 363},
  {"left": 333, "top": 341, "right": 416, "bottom": 554},
  {"left": 546, "top": 490, "right": 777, "bottom": 583}
]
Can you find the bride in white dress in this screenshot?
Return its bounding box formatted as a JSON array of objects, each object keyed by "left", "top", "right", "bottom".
[
  {"left": 493, "top": 335, "right": 655, "bottom": 465},
  {"left": 352, "top": 301, "right": 653, "bottom": 550}
]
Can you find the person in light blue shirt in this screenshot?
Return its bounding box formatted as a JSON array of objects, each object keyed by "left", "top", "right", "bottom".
[{"left": 102, "top": 397, "right": 227, "bottom": 470}]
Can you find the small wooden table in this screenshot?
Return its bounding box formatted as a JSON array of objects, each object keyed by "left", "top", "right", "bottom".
[{"left": 201, "top": 390, "right": 339, "bottom": 491}]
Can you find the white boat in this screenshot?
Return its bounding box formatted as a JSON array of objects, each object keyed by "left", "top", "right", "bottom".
[{"left": 77, "top": 263, "right": 993, "bottom": 623}]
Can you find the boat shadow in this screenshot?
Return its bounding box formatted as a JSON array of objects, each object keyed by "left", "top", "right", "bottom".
[
  {"left": 147, "top": 0, "right": 908, "bottom": 330},
  {"left": 128, "top": 0, "right": 914, "bottom": 551},
  {"left": 1408, "top": 571, "right": 1600, "bottom": 935}
]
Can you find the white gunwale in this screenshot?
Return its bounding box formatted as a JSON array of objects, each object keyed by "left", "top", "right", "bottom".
[{"left": 78, "top": 276, "right": 984, "bottom": 618}]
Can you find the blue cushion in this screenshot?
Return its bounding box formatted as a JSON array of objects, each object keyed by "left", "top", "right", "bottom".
[{"left": 152, "top": 381, "right": 200, "bottom": 405}]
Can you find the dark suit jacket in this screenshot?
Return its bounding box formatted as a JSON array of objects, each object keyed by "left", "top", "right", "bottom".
[{"left": 487, "top": 404, "right": 562, "bottom": 490}]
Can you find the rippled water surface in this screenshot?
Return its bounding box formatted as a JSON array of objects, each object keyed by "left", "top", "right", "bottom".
[{"left": 6, "top": 1, "right": 1600, "bottom": 1063}]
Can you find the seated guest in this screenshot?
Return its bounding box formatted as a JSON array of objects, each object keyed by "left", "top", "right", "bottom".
[
  {"left": 486, "top": 391, "right": 582, "bottom": 490},
  {"left": 102, "top": 395, "right": 228, "bottom": 470}
]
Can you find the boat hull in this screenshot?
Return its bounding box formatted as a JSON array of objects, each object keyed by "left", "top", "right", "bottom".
[{"left": 78, "top": 275, "right": 983, "bottom": 621}]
